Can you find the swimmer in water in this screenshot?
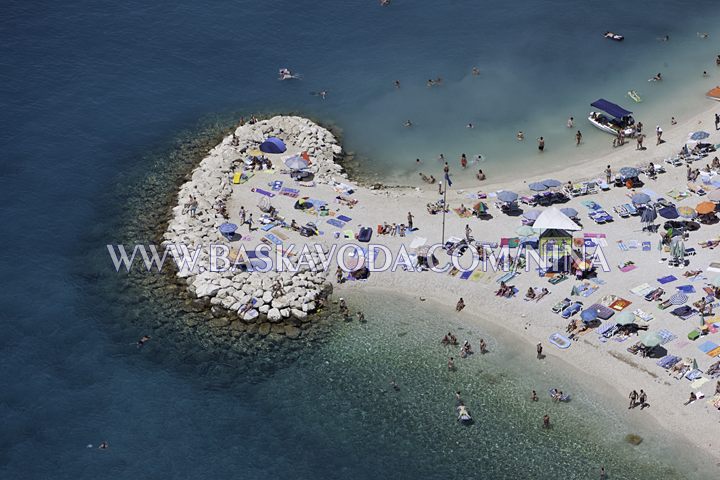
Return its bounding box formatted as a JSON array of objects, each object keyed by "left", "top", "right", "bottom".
[
  {"left": 471, "top": 67, "right": 480, "bottom": 76},
  {"left": 697, "top": 32, "right": 709, "bottom": 39},
  {"left": 652, "top": 72, "right": 662, "bottom": 81},
  {"left": 394, "top": 80, "right": 400, "bottom": 88},
  {"left": 517, "top": 131, "right": 524, "bottom": 141},
  {"left": 404, "top": 120, "right": 413, "bottom": 128},
  {"left": 460, "top": 154, "right": 467, "bottom": 168},
  {"left": 466, "top": 123, "right": 474, "bottom": 129},
  {"left": 99, "top": 441, "right": 109, "bottom": 450},
  {"left": 137, "top": 335, "right": 151, "bottom": 348}
]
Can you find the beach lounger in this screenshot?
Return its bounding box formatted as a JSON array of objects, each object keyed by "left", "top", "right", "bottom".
[
  {"left": 630, "top": 283, "right": 654, "bottom": 297},
  {"left": 552, "top": 297, "right": 572, "bottom": 313},
  {"left": 623, "top": 203, "right": 638, "bottom": 215},
  {"left": 280, "top": 187, "right": 300, "bottom": 198},
  {"left": 633, "top": 309, "right": 654, "bottom": 322},
  {"left": 613, "top": 205, "right": 630, "bottom": 218},
  {"left": 597, "top": 322, "right": 618, "bottom": 338},
  {"left": 326, "top": 218, "right": 345, "bottom": 228},
  {"left": 642, "top": 241, "right": 652, "bottom": 251},
  {"left": 561, "top": 302, "right": 583, "bottom": 319},
  {"left": 337, "top": 214, "right": 352, "bottom": 222},
  {"left": 263, "top": 233, "right": 283, "bottom": 246}
]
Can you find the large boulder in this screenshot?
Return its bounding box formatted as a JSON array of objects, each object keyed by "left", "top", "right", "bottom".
[{"left": 267, "top": 308, "right": 282, "bottom": 322}]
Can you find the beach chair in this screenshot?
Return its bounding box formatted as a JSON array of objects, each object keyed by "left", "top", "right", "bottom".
[
  {"left": 520, "top": 195, "right": 537, "bottom": 206},
  {"left": 613, "top": 205, "right": 630, "bottom": 218},
  {"left": 664, "top": 156, "right": 682, "bottom": 167},
  {"left": 552, "top": 297, "right": 572, "bottom": 313},
  {"left": 561, "top": 301, "right": 583, "bottom": 319},
  {"left": 623, "top": 203, "right": 638, "bottom": 215}
]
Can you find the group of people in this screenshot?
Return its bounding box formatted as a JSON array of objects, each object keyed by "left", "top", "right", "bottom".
[
  {"left": 628, "top": 389, "right": 648, "bottom": 409},
  {"left": 495, "top": 281, "right": 515, "bottom": 298}
]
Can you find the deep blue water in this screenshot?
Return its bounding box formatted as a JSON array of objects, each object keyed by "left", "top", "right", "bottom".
[{"left": 2, "top": 1, "right": 719, "bottom": 478}]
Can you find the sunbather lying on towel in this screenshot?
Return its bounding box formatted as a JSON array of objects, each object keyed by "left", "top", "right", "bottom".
[
  {"left": 525, "top": 287, "right": 536, "bottom": 300},
  {"left": 496, "top": 282, "right": 513, "bottom": 297},
  {"left": 534, "top": 288, "right": 550, "bottom": 302}
]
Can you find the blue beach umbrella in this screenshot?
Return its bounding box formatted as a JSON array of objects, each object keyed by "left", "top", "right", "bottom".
[
  {"left": 689, "top": 131, "right": 710, "bottom": 141},
  {"left": 580, "top": 308, "right": 598, "bottom": 323},
  {"left": 522, "top": 209, "right": 543, "bottom": 221},
  {"left": 542, "top": 179, "right": 562, "bottom": 188},
  {"left": 219, "top": 223, "right": 238, "bottom": 236},
  {"left": 560, "top": 207, "right": 578, "bottom": 218},
  {"left": 709, "top": 176, "right": 720, "bottom": 188},
  {"left": 640, "top": 205, "right": 657, "bottom": 225},
  {"left": 619, "top": 167, "right": 639, "bottom": 178},
  {"left": 657, "top": 206, "right": 679, "bottom": 219},
  {"left": 632, "top": 193, "right": 651, "bottom": 205},
  {"left": 497, "top": 191, "right": 518, "bottom": 203},
  {"left": 529, "top": 182, "right": 548, "bottom": 192}
]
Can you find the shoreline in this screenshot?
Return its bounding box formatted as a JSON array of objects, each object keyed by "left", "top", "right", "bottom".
[{"left": 161, "top": 99, "right": 720, "bottom": 466}]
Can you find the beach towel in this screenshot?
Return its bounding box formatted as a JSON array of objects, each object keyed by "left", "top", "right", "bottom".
[
  {"left": 657, "top": 275, "right": 677, "bottom": 284},
  {"left": 627, "top": 240, "right": 639, "bottom": 249},
  {"left": 676, "top": 285, "right": 696, "bottom": 294},
  {"left": 460, "top": 270, "right": 473, "bottom": 280},
  {"left": 619, "top": 264, "right": 637, "bottom": 273},
  {"left": 657, "top": 329, "right": 677, "bottom": 345},
  {"left": 698, "top": 341, "right": 718, "bottom": 353},
  {"left": 630, "top": 283, "right": 654, "bottom": 296},
  {"left": 270, "top": 180, "right": 283, "bottom": 191},
  {"left": 263, "top": 233, "right": 282, "bottom": 246},
  {"left": 496, "top": 271, "right": 517, "bottom": 283},
  {"left": 470, "top": 270, "right": 485, "bottom": 282},
  {"left": 337, "top": 214, "right": 352, "bottom": 222},
  {"left": 453, "top": 208, "right": 473, "bottom": 218},
  {"left": 690, "top": 377, "right": 709, "bottom": 389},
  {"left": 280, "top": 187, "right": 299, "bottom": 198},
  {"left": 610, "top": 299, "right": 632, "bottom": 311},
  {"left": 260, "top": 222, "right": 277, "bottom": 232},
  {"left": 500, "top": 237, "right": 520, "bottom": 248},
  {"left": 252, "top": 188, "right": 275, "bottom": 197},
  {"left": 617, "top": 241, "right": 629, "bottom": 251},
  {"left": 326, "top": 218, "right": 345, "bottom": 228},
  {"left": 641, "top": 188, "right": 658, "bottom": 200},
  {"left": 581, "top": 200, "right": 601, "bottom": 210},
  {"left": 708, "top": 347, "right": 720, "bottom": 357},
  {"left": 642, "top": 241, "right": 652, "bottom": 251},
  {"left": 232, "top": 172, "right": 242, "bottom": 184}
]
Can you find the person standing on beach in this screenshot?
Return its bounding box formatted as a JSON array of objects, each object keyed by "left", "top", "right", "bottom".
[
  {"left": 636, "top": 134, "right": 645, "bottom": 150},
  {"left": 239, "top": 206, "right": 246, "bottom": 225},
  {"left": 448, "top": 357, "right": 455, "bottom": 371},
  {"left": 407, "top": 212, "right": 414, "bottom": 229},
  {"left": 638, "top": 390, "right": 647, "bottom": 409},
  {"left": 536, "top": 343, "right": 543, "bottom": 359},
  {"left": 567, "top": 117, "right": 574, "bottom": 128},
  {"left": 465, "top": 224, "right": 472, "bottom": 242},
  {"left": 629, "top": 390, "right": 638, "bottom": 408},
  {"left": 656, "top": 125, "right": 663, "bottom": 145},
  {"left": 456, "top": 298, "right": 465, "bottom": 311},
  {"left": 537, "top": 137, "right": 545, "bottom": 152},
  {"left": 460, "top": 153, "right": 467, "bottom": 168},
  {"left": 605, "top": 165, "right": 612, "bottom": 184},
  {"left": 575, "top": 130, "right": 582, "bottom": 146},
  {"left": 244, "top": 213, "right": 254, "bottom": 231},
  {"left": 715, "top": 113, "right": 719, "bottom": 130}
]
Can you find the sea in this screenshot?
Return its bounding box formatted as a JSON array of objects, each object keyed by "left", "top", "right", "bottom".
[{"left": 1, "top": 1, "right": 720, "bottom": 478}]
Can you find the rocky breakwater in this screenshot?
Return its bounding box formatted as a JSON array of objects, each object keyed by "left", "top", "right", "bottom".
[{"left": 162, "top": 116, "right": 345, "bottom": 339}]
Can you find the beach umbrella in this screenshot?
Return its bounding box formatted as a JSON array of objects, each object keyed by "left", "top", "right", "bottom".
[
  {"left": 657, "top": 206, "right": 679, "bottom": 219},
  {"left": 516, "top": 225, "right": 537, "bottom": 237},
  {"left": 497, "top": 191, "right": 518, "bottom": 203},
  {"left": 670, "top": 237, "right": 686, "bottom": 261},
  {"left": 560, "top": 207, "right": 578, "bottom": 218},
  {"left": 619, "top": 167, "right": 639, "bottom": 178},
  {"left": 668, "top": 291, "right": 688, "bottom": 305},
  {"left": 677, "top": 206, "right": 697, "bottom": 219},
  {"left": 640, "top": 332, "right": 663, "bottom": 348},
  {"left": 640, "top": 205, "right": 657, "bottom": 224},
  {"left": 473, "top": 202, "right": 488, "bottom": 214},
  {"left": 284, "top": 154, "right": 309, "bottom": 170},
  {"left": 580, "top": 308, "right": 598, "bottom": 323},
  {"left": 631, "top": 193, "right": 651, "bottom": 205},
  {"left": 616, "top": 310, "right": 635, "bottom": 325},
  {"left": 522, "top": 209, "right": 543, "bottom": 221},
  {"left": 529, "top": 182, "right": 548, "bottom": 192},
  {"left": 219, "top": 223, "right": 238, "bottom": 238},
  {"left": 708, "top": 176, "right": 720, "bottom": 188},
  {"left": 696, "top": 201, "right": 716, "bottom": 215},
  {"left": 707, "top": 189, "right": 720, "bottom": 202},
  {"left": 542, "top": 179, "right": 562, "bottom": 188},
  {"left": 689, "top": 131, "right": 710, "bottom": 141},
  {"left": 711, "top": 275, "right": 720, "bottom": 288}
]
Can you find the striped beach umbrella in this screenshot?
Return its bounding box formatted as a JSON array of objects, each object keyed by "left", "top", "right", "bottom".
[
  {"left": 640, "top": 332, "right": 663, "bottom": 348},
  {"left": 616, "top": 310, "right": 635, "bottom": 325},
  {"left": 668, "top": 291, "right": 688, "bottom": 305},
  {"left": 677, "top": 206, "right": 697, "bottom": 219}
]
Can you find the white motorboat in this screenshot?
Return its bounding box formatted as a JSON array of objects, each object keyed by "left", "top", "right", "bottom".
[{"left": 588, "top": 99, "right": 636, "bottom": 137}]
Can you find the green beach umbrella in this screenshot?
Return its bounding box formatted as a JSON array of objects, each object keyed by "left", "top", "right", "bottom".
[
  {"left": 516, "top": 225, "right": 536, "bottom": 237},
  {"left": 616, "top": 310, "right": 635, "bottom": 325},
  {"left": 640, "top": 332, "right": 663, "bottom": 348}
]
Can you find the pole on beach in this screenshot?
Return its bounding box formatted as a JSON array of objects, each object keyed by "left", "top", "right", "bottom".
[{"left": 441, "top": 179, "right": 447, "bottom": 244}]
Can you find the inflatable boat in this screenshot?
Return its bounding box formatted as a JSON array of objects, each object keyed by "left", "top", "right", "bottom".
[
  {"left": 457, "top": 405, "right": 473, "bottom": 424},
  {"left": 603, "top": 31, "right": 624, "bottom": 41},
  {"left": 549, "top": 388, "right": 571, "bottom": 402},
  {"left": 627, "top": 90, "right": 642, "bottom": 103},
  {"left": 549, "top": 332, "right": 571, "bottom": 349}
]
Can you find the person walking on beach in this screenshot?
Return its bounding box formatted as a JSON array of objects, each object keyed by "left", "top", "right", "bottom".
[
  {"left": 575, "top": 130, "right": 582, "bottom": 146},
  {"left": 244, "top": 213, "right": 254, "bottom": 231},
  {"left": 465, "top": 224, "right": 472, "bottom": 242},
  {"left": 656, "top": 125, "right": 663, "bottom": 145},
  {"left": 536, "top": 343, "right": 543, "bottom": 359},
  {"left": 636, "top": 134, "right": 645, "bottom": 150},
  {"left": 537, "top": 137, "right": 545, "bottom": 152},
  {"left": 605, "top": 165, "right": 612, "bottom": 184},
  {"left": 239, "top": 206, "right": 246, "bottom": 225},
  {"left": 629, "top": 390, "right": 638, "bottom": 408},
  {"left": 456, "top": 298, "right": 465, "bottom": 311},
  {"left": 638, "top": 389, "right": 647, "bottom": 409},
  {"left": 407, "top": 212, "right": 414, "bottom": 229}
]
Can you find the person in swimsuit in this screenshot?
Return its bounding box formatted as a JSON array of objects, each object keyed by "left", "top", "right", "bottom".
[{"left": 537, "top": 137, "right": 545, "bottom": 152}]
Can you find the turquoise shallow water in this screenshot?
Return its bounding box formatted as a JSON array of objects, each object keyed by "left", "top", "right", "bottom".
[{"left": 2, "top": 1, "right": 720, "bottom": 478}]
